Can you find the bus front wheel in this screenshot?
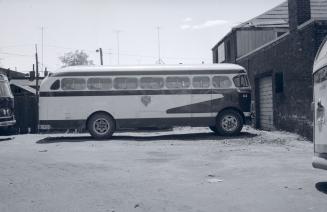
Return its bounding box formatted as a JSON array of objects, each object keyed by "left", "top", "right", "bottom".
[
  {"left": 215, "top": 109, "right": 243, "bottom": 136},
  {"left": 87, "top": 113, "right": 116, "bottom": 139}
]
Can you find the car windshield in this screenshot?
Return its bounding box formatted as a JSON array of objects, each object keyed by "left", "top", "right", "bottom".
[{"left": 0, "top": 81, "right": 13, "bottom": 97}]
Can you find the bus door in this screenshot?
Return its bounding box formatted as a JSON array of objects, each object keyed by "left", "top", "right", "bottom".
[
  {"left": 314, "top": 67, "right": 327, "bottom": 157},
  {"left": 190, "top": 76, "right": 213, "bottom": 123}
]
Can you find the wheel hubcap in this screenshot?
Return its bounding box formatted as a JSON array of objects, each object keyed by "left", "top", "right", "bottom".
[
  {"left": 221, "top": 115, "right": 238, "bottom": 132},
  {"left": 93, "top": 118, "right": 110, "bottom": 135}
]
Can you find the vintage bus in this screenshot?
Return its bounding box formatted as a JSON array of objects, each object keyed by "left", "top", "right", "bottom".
[
  {"left": 0, "top": 74, "right": 16, "bottom": 129},
  {"left": 313, "top": 38, "right": 327, "bottom": 170},
  {"left": 39, "top": 64, "right": 252, "bottom": 139}
]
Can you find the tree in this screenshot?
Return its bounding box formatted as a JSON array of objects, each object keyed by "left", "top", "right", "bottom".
[{"left": 59, "top": 50, "right": 94, "bottom": 67}]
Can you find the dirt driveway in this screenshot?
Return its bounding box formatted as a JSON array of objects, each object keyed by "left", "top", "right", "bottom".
[{"left": 0, "top": 127, "right": 326, "bottom": 212}]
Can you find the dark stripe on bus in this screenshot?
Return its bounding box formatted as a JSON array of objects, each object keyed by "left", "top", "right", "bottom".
[
  {"left": 39, "top": 117, "right": 216, "bottom": 130},
  {"left": 51, "top": 69, "right": 246, "bottom": 77},
  {"left": 39, "top": 89, "right": 235, "bottom": 97}
]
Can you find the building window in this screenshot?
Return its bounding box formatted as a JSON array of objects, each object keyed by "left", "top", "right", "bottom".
[
  {"left": 218, "top": 43, "right": 225, "bottom": 63},
  {"left": 275, "top": 72, "right": 284, "bottom": 93},
  {"left": 277, "top": 32, "right": 286, "bottom": 37}
]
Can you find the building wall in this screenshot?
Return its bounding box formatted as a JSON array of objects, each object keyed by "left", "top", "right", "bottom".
[
  {"left": 237, "top": 21, "right": 327, "bottom": 139},
  {"left": 236, "top": 29, "right": 279, "bottom": 58}
]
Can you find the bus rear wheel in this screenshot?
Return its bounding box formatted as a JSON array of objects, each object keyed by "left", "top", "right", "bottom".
[
  {"left": 216, "top": 109, "right": 243, "bottom": 136},
  {"left": 87, "top": 113, "right": 116, "bottom": 139}
]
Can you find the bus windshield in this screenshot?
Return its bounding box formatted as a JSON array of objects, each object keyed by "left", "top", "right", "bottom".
[{"left": 0, "top": 81, "right": 13, "bottom": 98}]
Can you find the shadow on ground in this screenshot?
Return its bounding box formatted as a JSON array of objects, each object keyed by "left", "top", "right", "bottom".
[
  {"left": 315, "top": 182, "right": 327, "bottom": 194},
  {"left": 0, "top": 137, "right": 14, "bottom": 142},
  {"left": 36, "top": 132, "right": 258, "bottom": 144}
]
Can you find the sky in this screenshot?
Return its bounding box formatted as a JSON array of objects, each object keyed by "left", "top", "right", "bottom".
[{"left": 0, "top": 0, "right": 285, "bottom": 73}]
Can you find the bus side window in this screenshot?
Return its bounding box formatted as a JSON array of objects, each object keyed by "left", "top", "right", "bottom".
[
  {"left": 50, "top": 80, "right": 60, "bottom": 90},
  {"left": 87, "top": 78, "right": 112, "bottom": 90},
  {"left": 193, "top": 76, "right": 210, "bottom": 88},
  {"left": 140, "top": 77, "right": 164, "bottom": 89},
  {"left": 166, "top": 76, "right": 190, "bottom": 89},
  {"left": 212, "top": 76, "right": 232, "bottom": 88},
  {"left": 114, "top": 77, "right": 138, "bottom": 90},
  {"left": 61, "top": 78, "right": 86, "bottom": 90}
]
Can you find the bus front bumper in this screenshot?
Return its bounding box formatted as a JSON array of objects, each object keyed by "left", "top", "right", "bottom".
[{"left": 313, "top": 156, "right": 327, "bottom": 170}]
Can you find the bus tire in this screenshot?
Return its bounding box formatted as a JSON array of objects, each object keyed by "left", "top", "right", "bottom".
[
  {"left": 216, "top": 109, "right": 243, "bottom": 136},
  {"left": 87, "top": 113, "right": 116, "bottom": 139}
]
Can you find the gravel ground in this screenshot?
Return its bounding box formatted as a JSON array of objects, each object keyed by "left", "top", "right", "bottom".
[{"left": 0, "top": 127, "right": 326, "bottom": 212}]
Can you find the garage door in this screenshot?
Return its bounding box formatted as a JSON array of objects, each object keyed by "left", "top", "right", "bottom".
[{"left": 259, "top": 76, "right": 274, "bottom": 130}]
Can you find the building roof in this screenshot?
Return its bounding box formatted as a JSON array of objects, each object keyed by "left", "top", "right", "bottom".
[
  {"left": 0, "top": 67, "right": 26, "bottom": 78},
  {"left": 236, "top": 0, "right": 327, "bottom": 28}
]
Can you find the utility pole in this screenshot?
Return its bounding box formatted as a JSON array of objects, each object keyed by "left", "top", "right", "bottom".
[
  {"left": 41, "top": 26, "right": 44, "bottom": 73},
  {"left": 96, "top": 48, "right": 103, "bottom": 65},
  {"left": 156, "top": 26, "right": 163, "bottom": 64},
  {"left": 35, "top": 44, "right": 39, "bottom": 133},
  {"left": 114, "top": 30, "right": 121, "bottom": 64}
]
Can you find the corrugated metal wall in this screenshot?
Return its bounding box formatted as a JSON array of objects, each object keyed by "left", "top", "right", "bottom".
[{"left": 236, "top": 30, "right": 277, "bottom": 58}]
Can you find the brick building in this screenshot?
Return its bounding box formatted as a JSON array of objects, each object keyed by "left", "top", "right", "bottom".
[{"left": 212, "top": 0, "right": 327, "bottom": 139}]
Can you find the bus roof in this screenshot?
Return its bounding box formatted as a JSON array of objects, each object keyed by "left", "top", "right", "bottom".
[{"left": 51, "top": 64, "right": 246, "bottom": 77}]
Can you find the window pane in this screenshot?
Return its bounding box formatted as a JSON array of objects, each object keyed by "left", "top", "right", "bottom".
[
  {"left": 50, "top": 80, "right": 60, "bottom": 90},
  {"left": 140, "top": 77, "right": 164, "bottom": 89},
  {"left": 193, "top": 76, "right": 210, "bottom": 88},
  {"left": 114, "top": 77, "right": 138, "bottom": 90},
  {"left": 166, "top": 77, "right": 190, "bottom": 89},
  {"left": 212, "top": 76, "right": 232, "bottom": 88},
  {"left": 233, "top": 75, "right": 249, "bottom": 88},
  {"left": 87, "top": 78, "right": 112, "bottom": 90},
  {"left": 61, "top": 78, "right": 86, "bottom": 90},
  {"left": 314, "top": 67, "right": 327, "bottom": 83}
]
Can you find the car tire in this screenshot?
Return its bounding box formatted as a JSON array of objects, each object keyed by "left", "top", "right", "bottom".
[
  {"left": 87, "top": 113, "right": 116, "bottom": 139},
  {"left": 216, "top": 109, "right": 243, "bottom": 136}
]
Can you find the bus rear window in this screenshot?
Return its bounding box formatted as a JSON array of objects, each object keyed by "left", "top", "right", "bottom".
[
  {"left": 61, "top": 78, "right": 86, "bottom": 90},
  {"left": 50, "top": 80, "right": 60, "bottom": 90},
  {"left": 233, "top": 75, "right": 250, "bottom": 88},
  {"left": 114, "top": 77, "right": 138, "bottom": 90}
]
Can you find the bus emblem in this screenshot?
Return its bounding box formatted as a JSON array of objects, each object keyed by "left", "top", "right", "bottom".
[{"left": 141, "top": 96, "right": 151, "bottom": 106}]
